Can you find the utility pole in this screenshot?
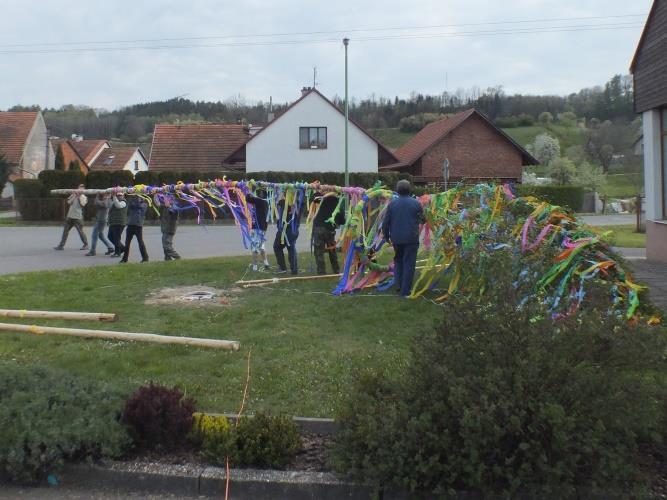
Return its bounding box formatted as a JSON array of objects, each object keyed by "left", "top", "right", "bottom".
[
  {"left": 313, "top": 66, "right": 317, "bottom": 88},
  {"left": 443, "top": 158, "right": 450, "bottom": 190},
  {"left": 343, "top": 38, "right": 349, "bottom": 189}
]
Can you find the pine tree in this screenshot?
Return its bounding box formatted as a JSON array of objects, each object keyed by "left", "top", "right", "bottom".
[
  {"left": 68, "top": 159, "right": 81, "bottom": 172},
  {"left": 54, "top": 144, "right": 65, "bottom": 171}
]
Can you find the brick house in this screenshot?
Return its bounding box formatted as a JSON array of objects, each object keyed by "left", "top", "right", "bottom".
[
  {"left": 149, "top": 124, "right": 249, "bottom": 172},
  {"left": 631, "top": 0, "right": 667, "bottom": 262},
  {"left": 0, "top": 111, "right": 55, "bottom": 199},
  {"left": 381, "top": 109, "right": 538, "bottom": 184}
]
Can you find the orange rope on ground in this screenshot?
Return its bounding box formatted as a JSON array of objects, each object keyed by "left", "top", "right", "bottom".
[{"left": 225, "top": 349, "right": 252, "bottom": 500}]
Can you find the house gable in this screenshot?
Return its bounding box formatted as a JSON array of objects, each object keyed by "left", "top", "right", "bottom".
[
  {"left": 90, "top": 147, "right": 148, "bottom": 175},
  {"left": 228, "top": 89, "right": 397, "bottom": 173},
  {"left": 0, "top": 111, "right": 39, "bottom": 166},
  {"left": 631, "top": 0, "right": 667, "bottom": 112}
]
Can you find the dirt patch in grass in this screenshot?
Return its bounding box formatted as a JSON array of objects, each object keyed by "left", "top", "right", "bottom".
[{"left": 145, "top": 286, "right": 243, "bottom": 308}]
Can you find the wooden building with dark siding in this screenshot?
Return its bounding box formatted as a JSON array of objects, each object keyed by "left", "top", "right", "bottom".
[{"left": 631, "top": 0, "right": 667, "bottom": 262}]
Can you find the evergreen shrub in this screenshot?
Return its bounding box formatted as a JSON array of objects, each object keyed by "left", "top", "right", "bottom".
[
  {"left": 193, "top": 413, "right": 302, "bottom": 469},
  {"left": 333, "top": 254, "right": 667, "bottom": 497},
  {"left": 515, "top": 184, "right": 585, "bottom": 211},
  {"left": 0, "top": 362, "right": 130, "bottom": 483}
]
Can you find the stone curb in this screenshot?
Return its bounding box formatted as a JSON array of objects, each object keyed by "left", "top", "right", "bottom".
[{"left": 59, "top": 461, "right": 381, "bottom": 499}]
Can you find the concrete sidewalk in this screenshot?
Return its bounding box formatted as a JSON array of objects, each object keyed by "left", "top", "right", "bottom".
[{"left": 628, "top": 259, "right": 667, "bottom": 312}]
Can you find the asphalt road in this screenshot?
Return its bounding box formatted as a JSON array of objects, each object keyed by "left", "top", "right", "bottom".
[{"left": 0, "top": 224, "right": 311, "bottom": 276}]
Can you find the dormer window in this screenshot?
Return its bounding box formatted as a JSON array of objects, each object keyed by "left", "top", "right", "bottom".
[{"left": 299, "top": 127, "right": 327, "bottom": 149}]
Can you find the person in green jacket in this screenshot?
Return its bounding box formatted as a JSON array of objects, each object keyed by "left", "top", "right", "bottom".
[{"left": 158, "top": 196, "right": 181, "bottom": 261}]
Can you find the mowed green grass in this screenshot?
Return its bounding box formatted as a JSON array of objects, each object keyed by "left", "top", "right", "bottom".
[
  {"left": 0, "top": 255, "right": 441, "bottom": 417},
  {"left": 502, "top": 124, "right": 586, "bottom": 151},
  {"left": 370, "top": 128, "right": 416, "bottom": 149},
  {"left": 597, "top": 224, "right": 646, "bottom": 248}
]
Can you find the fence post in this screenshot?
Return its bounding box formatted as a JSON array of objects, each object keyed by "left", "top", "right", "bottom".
[{"left": 636, "top": 193, "right": 642, "bottom": 234}]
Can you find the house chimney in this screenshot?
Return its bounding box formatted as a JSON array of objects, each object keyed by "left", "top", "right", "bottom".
[
  {"left": 301, "top": 86, "right": 311, "bottom": 96},
  {"left": 267, "top": 96, "right": 274, "bottom": 122}
]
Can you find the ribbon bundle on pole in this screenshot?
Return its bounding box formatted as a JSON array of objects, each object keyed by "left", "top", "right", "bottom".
[{"left": 52, "top": 179, "right": 650, "bottom": 322}]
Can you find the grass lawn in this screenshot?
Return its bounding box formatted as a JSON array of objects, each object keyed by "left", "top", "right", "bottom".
[
  {"left": 502, "top": 124, "right": 586, "bottom": 151},
  {"left": 602, "top": 173, "right": 644, "bottom": 198},
  {"left": 0, "top": 255, "right": 441, "bottom": 417},
  {"left": 596, "top": 224, "right": 646, "bottom": 248},
  {"left": 370, "top": 128, "right": 416, "bottom": 149}
]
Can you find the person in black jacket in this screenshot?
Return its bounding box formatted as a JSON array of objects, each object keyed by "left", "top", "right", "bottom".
[
  {"left": 120, "top": 195, "right": 149, "bottom": 263},
  {"left": 312, "top": 193, "right": 345, "bottom": 274},
  {"left": 246, "top": 192, "right": 270, "bottom": 271},
  {"left": 273, "top": 196, "right": 301, "bottom": 275}
]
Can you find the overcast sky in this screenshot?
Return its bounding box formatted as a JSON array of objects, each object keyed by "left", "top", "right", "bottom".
[{"left": 0, "top": 0, "right": 653, "bottom": 111}]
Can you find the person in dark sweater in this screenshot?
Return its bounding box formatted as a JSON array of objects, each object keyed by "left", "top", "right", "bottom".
[
  {"left": 312, "top": 193, "right": 345, "bottom": 274},
  {"left": 246, "top": 192, "right": 270, "bottom": 271},
  {"left": 86, "top": 192, "right": 114, "bottom": 256},
  {"left": 120, "top": 195, "right": 149, "bottom": 263},
  {"left": 107, "top": 193, "right": 127, "bottom": 257},
  {"left": 158, "top": 196, "right": 180, "bottom": 261},
  {"left": 382, "top": 180, "right": 425, "bottom": 297},
  {"left": 273, "top": 197, "right": 301, "bottom": 275}
]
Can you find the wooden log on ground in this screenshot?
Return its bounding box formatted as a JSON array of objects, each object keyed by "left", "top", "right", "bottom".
[
  {"left": 0, "top": 309, "right": 117, "bottom": 322},
  {"left": 236, "top": 273, "right": 343, "bottom": 287},
  {"left": 0, "top": 322, "right": 240, "bottom": 351}
]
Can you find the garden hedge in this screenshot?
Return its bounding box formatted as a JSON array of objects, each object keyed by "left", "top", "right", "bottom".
[{"left": 515, "top": 184, "right": 585, "bottom": 211}]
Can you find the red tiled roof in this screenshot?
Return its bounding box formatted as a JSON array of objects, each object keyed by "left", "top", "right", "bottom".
[
  {"left": 70, "top": 139, "right": 110, "bottom": 164},
  {"left": 149, "top": 124, "right": 249, "bottom": 171},
  {"left": 0, "top": 112, "right": 39, "bottom": 165},
  {"left": 394, "top": 109, "right": 476, "bottom": 166},
  {"left": 90, "top": 147, "right": 143, "bottom": 171},
  {"left": 392, "top": 108, "right": 538, "bottom": 168}
]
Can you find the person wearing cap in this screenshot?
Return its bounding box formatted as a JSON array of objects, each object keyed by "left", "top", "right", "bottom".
[{"left": 382, "top": 179, "right": 425, "bottom": 297}]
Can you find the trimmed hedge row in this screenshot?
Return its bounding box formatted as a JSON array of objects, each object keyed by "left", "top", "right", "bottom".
[
  {"left": 515, "top": 185, "right": 585, "bottom": 211},
  {"left": 134, "top": 170, "right": 410, "bottom": 189}
]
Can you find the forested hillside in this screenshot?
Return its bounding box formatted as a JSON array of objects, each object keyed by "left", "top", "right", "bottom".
[{"left": 5, "top": 74, "right": 634, "bottom": 146}]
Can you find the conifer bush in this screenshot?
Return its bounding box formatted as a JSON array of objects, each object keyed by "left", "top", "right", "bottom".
[
  {"left": 0, "top": 362, "right": 130, "bottom": 483},
  {"left": 333, "top": 255, "right": 667, "bottom": 497}
]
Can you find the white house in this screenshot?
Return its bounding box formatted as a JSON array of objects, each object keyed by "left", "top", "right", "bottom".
[
  {"left": 631, "top": 0, "right": 667, "bottom": 262},
  {"left": 225, "top": 88, "right": 397, "bottom": 173},
  {"left": 89, "top": 147, "right": 149, "bottom": 176}
]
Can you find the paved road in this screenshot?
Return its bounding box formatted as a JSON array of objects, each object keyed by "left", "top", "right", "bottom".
[
  {"left": 0, "top": 224, "right": 311, "bottom": 276},
  {"left": 0, "top": 486, "right": 193, "bottom": 499},
  {"left": 579, "top": 214, "right": 636, "bottom": 226}
]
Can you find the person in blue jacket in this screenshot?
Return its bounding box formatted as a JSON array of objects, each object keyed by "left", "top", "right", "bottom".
[{"left": 382, "top": 180, "right": 425, "bottom": 297}]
